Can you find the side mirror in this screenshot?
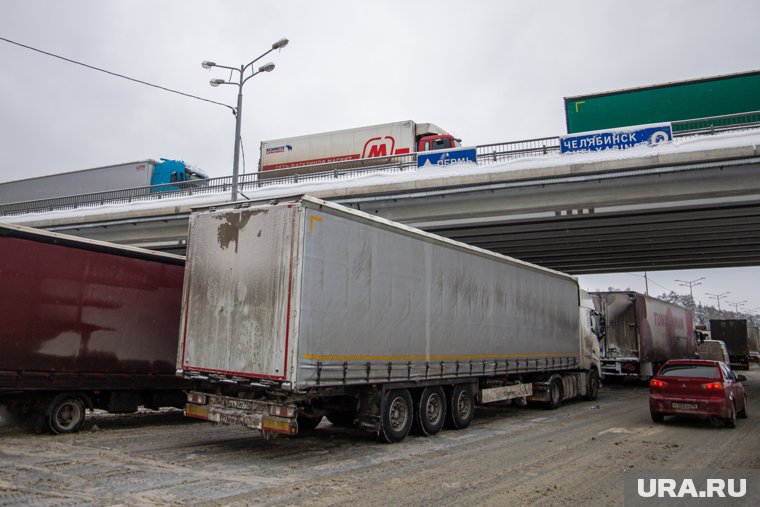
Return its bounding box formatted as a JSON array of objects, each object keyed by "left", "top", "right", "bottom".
[{"left": 737, "top": 375, "right": 747, "bottom": 382}]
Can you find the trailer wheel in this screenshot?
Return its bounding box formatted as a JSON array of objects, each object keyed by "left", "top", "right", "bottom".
[
  {"left": 48, "top": 395, "right": 85, "bottom": 434},
  {"left": 545, "top": 377, "right": 563, "bottom": 410},
  {"left": 583, "top": 368, "right": 600, "bottom": 401},
  {"left": 379, "top": 389, "right": 413, "bottom": 443},
  {"left": 446, "top": 384, "right": 474, "bottom": 430},
  {"left": 413, "top": 386, "right": 446, "bottom": 436}
]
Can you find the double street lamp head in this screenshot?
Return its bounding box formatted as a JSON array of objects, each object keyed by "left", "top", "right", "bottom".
[
  {"left": 201, "top": 37, "right": 288, "bottom": 202},
  {"left": 207, "top": 63, "right": 274, "bottom": 87}
]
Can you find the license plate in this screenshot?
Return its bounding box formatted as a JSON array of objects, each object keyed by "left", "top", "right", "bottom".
[
  {"left": 672, "top": 402, "right": 698, "bottom": 410},
  {"left": 219, "top": 413, "right": 243, "bottom": 426}
]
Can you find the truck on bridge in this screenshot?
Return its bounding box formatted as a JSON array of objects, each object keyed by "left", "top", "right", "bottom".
[
  {"left": 258, "top": 120, "right": 461, "bottom": 177},
  {"left": 591, "top": 292, "right": 694, "bottom": 380},
  {"left": 0, "top": 159, "right": 208, "bottom": 205},
  {"left": 178, "top": 195, "right": 601, "bottom": 443},
  {"left": 710, "top": 319, "right": 753, "bottom": 370},
  {"left": 564, "top": 69, "right": 760, "bottom": 134},
  {"left": 0, "top": 223, "right": 194, "bottom": 434}
]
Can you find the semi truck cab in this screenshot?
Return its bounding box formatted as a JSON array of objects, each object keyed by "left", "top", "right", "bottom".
[
  {"left": 149, "top": 159, "right": 209, "bottom": 192},
  {"left": 417, "top": 134, "right": 462, "bottom": 152},
  {"left": 579, "top": 290, "right": 603, "bottom": 373}
]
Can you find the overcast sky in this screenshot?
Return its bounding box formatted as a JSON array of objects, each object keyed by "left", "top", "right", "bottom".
[{"left": 1, "top": 0, "right": 759, "bottom": 313}]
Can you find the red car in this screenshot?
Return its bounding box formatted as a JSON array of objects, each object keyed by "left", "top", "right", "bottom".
[{"left": 649, "top": 360, "right": 748, "bottom": 428}]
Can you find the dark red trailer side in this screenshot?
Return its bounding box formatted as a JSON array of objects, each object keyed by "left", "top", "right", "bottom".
[{"left": 0, "top": 223, "right": 189, "bottom": 433}]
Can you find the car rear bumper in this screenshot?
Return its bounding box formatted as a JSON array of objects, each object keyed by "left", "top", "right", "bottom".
[{"left": 649, "top": 394, "right": 730, "bottom": 418}]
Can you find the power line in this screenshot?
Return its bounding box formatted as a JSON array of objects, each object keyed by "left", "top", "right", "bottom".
[{"left": 0, "top": 36, "right": 233, "bottom": 111}]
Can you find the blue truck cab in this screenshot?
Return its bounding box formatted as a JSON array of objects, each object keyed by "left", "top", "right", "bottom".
[{"left": 150, "top": 159, "right": 209, "bottom": 192}]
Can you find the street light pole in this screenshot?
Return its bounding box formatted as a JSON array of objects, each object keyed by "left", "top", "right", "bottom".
[
  {"left": 202, "top": 37, "right": 289, "bottom": 201},
  {"left": 675, "top": 277, "right": 704, "bottom": 315},
  {"left": 726, "top": 300, "right": 747, "bottom": 315},
  {"left": 746, "top": 308, "right": 759, "bottom": 326},
  {"left": 706, "top": 291, "right": 730, "bottom": 311},
  {"left": 232, "top": 82, "right": 244, "bottom": 201}
]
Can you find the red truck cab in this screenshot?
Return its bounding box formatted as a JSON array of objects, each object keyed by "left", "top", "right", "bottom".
[{"left": 418, "top": 134, "right": 461, "bottom": 152}]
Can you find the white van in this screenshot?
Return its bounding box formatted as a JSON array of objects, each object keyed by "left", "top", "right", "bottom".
[{"left": 697, "top": 340, "right": 731, "bottom": 363}]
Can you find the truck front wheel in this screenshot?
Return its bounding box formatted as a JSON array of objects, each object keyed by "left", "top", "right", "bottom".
[
  {"left": 583, "top": 368, "right": 600, "bottom": 401},
  {"left": 545, "top": 378, "right": 563, "bottom": 410},
  {"left": 48, "top": 395, "right": 86, "bottom": 434},
  {"left": 379, "top": 389, "right": 413, "bottom": 443}
]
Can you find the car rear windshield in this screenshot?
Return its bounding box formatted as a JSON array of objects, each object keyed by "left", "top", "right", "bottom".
[{"left": 659, "top": 364, "right": 720, "bottom": 379}]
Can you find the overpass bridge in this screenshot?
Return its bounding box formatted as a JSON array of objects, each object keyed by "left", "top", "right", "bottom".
[{"left": 3, "top": 127, "right": 760, "bottom": 275}]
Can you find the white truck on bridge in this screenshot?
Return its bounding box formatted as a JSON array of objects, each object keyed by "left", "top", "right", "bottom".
[
  {"left": 258, "top": 120, "right": 461, "bottom": 176},
  {"left": 177, "top": 196, "right": 601, "bottom": 443}
]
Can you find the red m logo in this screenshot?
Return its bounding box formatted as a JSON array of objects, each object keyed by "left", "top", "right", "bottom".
[{"left": 362, "top": 136, "right": 396, "bottom": 158}]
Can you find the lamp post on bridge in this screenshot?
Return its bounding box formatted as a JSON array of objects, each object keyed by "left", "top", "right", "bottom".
[{"left": 202, "top": 37, "right": 289, "bottom": 201}]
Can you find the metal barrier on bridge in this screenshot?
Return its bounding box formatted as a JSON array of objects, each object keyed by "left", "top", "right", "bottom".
[{"left": 1, "top": 112, "right": 758, "bottom": 217}]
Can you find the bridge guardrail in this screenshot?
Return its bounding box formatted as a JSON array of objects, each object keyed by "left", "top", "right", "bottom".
[
  {"left": 1, "top": 112, "right": 758, "bottom": 217},
  {"left": 671, "top": 111, "right": 760, "bottom": 137},
  {"left": 476, "top": 136, "right": 560, "bottom": 165}
]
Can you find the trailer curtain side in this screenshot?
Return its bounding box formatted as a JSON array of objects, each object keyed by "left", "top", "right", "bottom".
[{"left": 180, "top": 198, "right": 582, "bottom": 389}]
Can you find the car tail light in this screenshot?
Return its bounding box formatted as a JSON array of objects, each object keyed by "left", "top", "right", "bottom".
[
  {"left": 703, "top": 382, "right": 723, "bottom": 390},
  {"left": 650, "top": 379, "right": 666, "bottom": 388},
  {"left": 623, "top": 363, "right": 638, "bottom": 373}
]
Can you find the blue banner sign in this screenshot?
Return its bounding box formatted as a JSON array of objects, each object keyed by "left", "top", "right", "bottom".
[
  {"left": 418, "top": 147, "right": 477, "bottom": 168},
  {"left": 560, "top": 124, "right": 672, "bottom": 154}
]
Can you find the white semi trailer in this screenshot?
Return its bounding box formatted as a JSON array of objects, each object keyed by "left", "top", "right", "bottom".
[
  {"left": 177, "top": 196, "right": 601, "bottom": 443},
  {"left": 258, "top": 120, "right": 461, "bottom": 176}
]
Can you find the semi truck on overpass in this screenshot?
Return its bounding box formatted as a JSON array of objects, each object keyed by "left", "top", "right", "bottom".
[
  {"left": 258, "top": 120, "right": 462, "bottom": 177},
  {"left": 564, "top": 69, "right": 760, "bottom": 134},
  {"left": 0, "top": 159, "right": 208, "bottom": 205}
]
